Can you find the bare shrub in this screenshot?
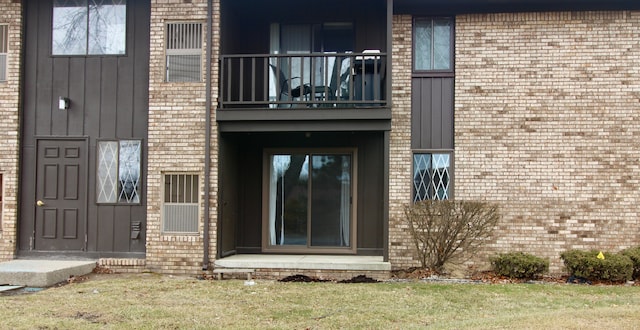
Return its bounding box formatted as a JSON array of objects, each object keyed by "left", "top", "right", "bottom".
[{"left": 404, "top": 200, "right": 499, "bottom": 272}]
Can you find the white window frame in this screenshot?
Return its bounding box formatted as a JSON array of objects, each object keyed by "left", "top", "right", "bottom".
[
  {"left": 165, "top": 22, "right": 203, "bottom": 82},
  {"left": 162, "top": 173, "right": 200, "bottom": 234}
]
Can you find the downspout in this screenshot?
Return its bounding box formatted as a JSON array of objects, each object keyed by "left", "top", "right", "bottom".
[{"left": 202, "top": 0, "right": 213, "bottom": 270}]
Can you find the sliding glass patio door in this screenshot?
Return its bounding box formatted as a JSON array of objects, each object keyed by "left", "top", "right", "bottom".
[{"left": 263, "top": 149, "right": 356, "bottom": 253}]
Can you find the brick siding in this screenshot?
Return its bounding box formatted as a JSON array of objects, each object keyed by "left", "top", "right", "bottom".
[
  {"left": 390, "top": 11, "right": 640, "bottom": 274},
  {"left": 0, "top": 0, "right": 22, "bottom": 262},
  {"left": 388, "top": 15, "right": 417, "bottom": 269},
  {"left": 5, "top": 2, "right": 638, "bottom": 278},
  {"left": 455, "top": 11, "right": 640, "bottom": 273},
  {"left": 146, "top": 0, "right": 220, "bottom": 275}
]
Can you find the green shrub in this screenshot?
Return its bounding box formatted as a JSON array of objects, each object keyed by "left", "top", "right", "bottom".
[
  {"left": 404, "top": 200, "right": 499, "bottom": 272},
  {"left": 490, "top": 252, "right": 549, "bottom": 279},
  {"left": 620, "top": 246, "right": 640, "bottom": 280},
  {"left": 560, "top": 250, "right": 633, "bottom": 282}
]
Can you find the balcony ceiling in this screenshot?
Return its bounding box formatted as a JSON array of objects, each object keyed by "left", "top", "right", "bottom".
[{"left": 393, "top": 0, "right": 640, "bottom": 14}]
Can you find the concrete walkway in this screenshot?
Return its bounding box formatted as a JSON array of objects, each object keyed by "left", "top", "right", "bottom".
[
  {"left": 0, "top": 259, "right": 96, "bottom": 287},
  {"left": 214, "top": 254, "right": 391, "bottom": 271}
]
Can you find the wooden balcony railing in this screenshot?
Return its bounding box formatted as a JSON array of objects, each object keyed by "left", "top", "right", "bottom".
[{"left": 220, "top": 53, "right": 387, "bottom": 109}]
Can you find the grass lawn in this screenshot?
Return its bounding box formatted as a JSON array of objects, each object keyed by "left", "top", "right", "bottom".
[{"left": 1, "top": 273, "right": 639, "bottom": 329}]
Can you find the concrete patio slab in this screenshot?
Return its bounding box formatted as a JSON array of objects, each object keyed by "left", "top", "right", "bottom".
[
  {"left": 0, "top": 259, "right": 96, "bottom": 287},
  {"left": 214, "top": 254, "right": 391, "bottom": 271},
  {"left": 0, "top": 285, "right": 24, "bottom": 293}
]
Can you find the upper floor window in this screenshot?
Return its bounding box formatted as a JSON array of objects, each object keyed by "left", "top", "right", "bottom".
[
  {"left": 165, "top": 22, "right": 202, "bottom": 82},
  {"left": 413, "top": 18, "right": 453, "bottom": 72},
  {"left": 52, "top": 0, "right": 126, "bottom": 56},
  {"left": 0, "top": 24, "right": 7, "bottom": 81}
]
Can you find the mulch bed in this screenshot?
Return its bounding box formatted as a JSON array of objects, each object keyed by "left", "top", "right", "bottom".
[
  {"left": 278, "top": 274, "right": 379, "bottom": 283},
  {"left": 392, "top": 268, "right": 639, "bottom": 286},
  {"left": 279, "top": 274, "right": 331, "bottom": 282}
]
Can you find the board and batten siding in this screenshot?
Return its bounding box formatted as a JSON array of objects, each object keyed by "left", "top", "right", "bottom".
[{"left": 19, "top": 0, "right": 150, "bottom": 256}]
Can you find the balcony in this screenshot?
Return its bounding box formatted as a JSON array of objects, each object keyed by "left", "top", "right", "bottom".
[
  {"left": 217, "top": 0, "right": 391, "bottom": 131},
  {"left": 220, "top": 52, "right": 387, "bottom": 110}
]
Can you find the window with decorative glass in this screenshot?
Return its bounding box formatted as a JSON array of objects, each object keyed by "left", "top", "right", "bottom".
[
  {"left": 165, "top": 22, "right": 203, "bottom": 82},
  {"left": 413, "top": 153, "right": 452, "bottom": 202},
  {"left": 163, "top": 174, "right": 199, "bottom": 233},
  {"left": 52, "top": 0, "right": 127, "bottom": 55},
  {"left": 97, "top": 140, "right": 141, "bottom": 204},
  {"left": 413, "top": 18, "right": 453, "bottom": 71},
  {"left": 0, "top": 24, "right": 7, "bottom": 81}
]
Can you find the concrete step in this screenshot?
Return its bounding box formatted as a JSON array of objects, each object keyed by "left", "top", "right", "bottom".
[{"left": 0, "top": 259, "right": 96, "bottom": 287}]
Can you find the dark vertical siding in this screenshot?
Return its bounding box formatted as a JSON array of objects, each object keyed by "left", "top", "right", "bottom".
[
  {"left": 219, "top": 137, "right": 240, "bottom": 256},
  {"left": 97, "top": 207, "right": 115, "bottom": 251},
  {"left": 355, "top": 134, "right": 384, "bottom": 254},
  {"left": 224, "top": 132, "right": 384, "bottom": 256},
  {"left": 20, "top": 0, "right": 150, "bottom": 256},
  {"left": 68, "top": 59, "right": 86, "bottom": 136},
  {"left": 51, "top": 58, "right": 69, "bottom": 135},
  {"left": 411, "top": 77, "right": 454, "bottom": 150}
]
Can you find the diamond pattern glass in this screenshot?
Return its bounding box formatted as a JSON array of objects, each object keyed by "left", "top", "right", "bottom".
[
  {"left": 52, "top": 0, "right": 126, "bottom": 55},
  {"left": 88, "top": 0, "right": 126, "bottom": 55},
  {"left": 414, "top": 19, "right": 432, "bottom": 71},
  {"left": 433, "top": 20, "right": 451, "bottom": 70},
  {"left": 52, "top": 0, "right": 88, "bottom": 55},
  {"left": 413, "top": 153, "right": 451, "bottom": 202},
  {"left": 97, "top": 140, "right": 140, "bottom": 204},
  {"left": 413, "top": 18, "right": 452, "bottom": 71},
  {"left": 97, "top": 141, "right": 118, "bottom": 203},
  {"left": 118, "top": 140, "right": 140, "bottom": 203}
]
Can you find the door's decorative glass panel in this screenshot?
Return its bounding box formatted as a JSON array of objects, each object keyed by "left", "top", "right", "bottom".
[
  {"left": 88, "top": 0, "right": 127, "bottom": 55},
  {"left": 97, "top": 140, "right": 140, "bottom": 204},
  {"left": 118, "top": 140, "right": 140, "bottom": 203},
  {"left": 97, "top": 141, "right": 118, "bottom": 203},
  {"left": 413, "top": 153, "right": 451, "bottom": 202},
  {"left": 52, "top": 0, "right": 88, "bottom": 55},
  {"left": 267, "top": 152, "right": 352, "bottom": 249}
]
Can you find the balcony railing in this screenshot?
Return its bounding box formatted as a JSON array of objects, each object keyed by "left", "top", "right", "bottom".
[{"left": 220, "top": 53, "right": 387, "bottom": 109}]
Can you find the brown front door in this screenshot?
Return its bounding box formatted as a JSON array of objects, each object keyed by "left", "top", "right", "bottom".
[{"left": 34, "top": 139, "right": 88, "bottom": 251}]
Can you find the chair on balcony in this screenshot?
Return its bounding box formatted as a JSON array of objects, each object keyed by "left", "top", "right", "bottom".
[{"left": 270, "top": 64, "right": 334, "bottom": 108}]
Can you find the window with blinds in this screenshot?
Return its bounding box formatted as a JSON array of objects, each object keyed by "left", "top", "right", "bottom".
[
  {"left": 165, "top": 22, "right": 202, "bottom": 82},
  {"left": 163, "top": 174, "right": 199, "bottom": 233},
  {"left": 0, "top": 25, "right": 8, "bottom": 82}
]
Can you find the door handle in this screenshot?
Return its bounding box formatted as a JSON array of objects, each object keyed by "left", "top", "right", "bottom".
[{"left": 36, "top": 200, "right": 45, "bottom": 207}]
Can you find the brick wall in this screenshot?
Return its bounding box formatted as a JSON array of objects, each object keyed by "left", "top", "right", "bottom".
[
  {"left": 146, "top": 0, "right": 220, "bottom": 275},
  {"left": 0, "top": 0, "right": 22, "bottom": 262},
  {"left": 455, "top": 11, "right": 640, "bottom": 273},
  {"left": 388, "top": 15, "right": 416, "bottom": 269}
]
